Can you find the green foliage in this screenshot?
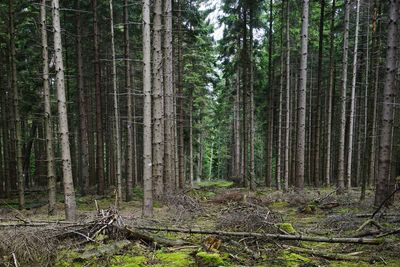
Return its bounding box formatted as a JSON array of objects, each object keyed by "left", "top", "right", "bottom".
[
  {"left": 197, "top": 180, "right": 234, "bottom": 189},
  {"left": 196, "top": 251, "right": 227, "bottom": 267}
]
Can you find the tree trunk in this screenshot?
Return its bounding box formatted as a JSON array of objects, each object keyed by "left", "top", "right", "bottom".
[
  {"left": 314, "top": 0, "right": 325, "bottom": 187},
  {"left": 142, "top": 0, "right": 153, "bottom": 217},
  {"left": 266, "top": 0, "right": 274, "bottom": 188},
  {"left": 249, "top": 11, "right": 255, "bottom": 191},
  {"left": 125, "top": 0, "right": 134, "bottom": 201},
  {"left": 374, "top": 0, "right": 399, "bottom": 206},
  {"left": 283, "top": 0, "right": 290, "bottom": 192},
  {"left": 325, "top": 0, "right": 336, "bottom": 187},
  {"left": 189, "top": 87, "right": 194, "bottom": 187},
  {"left": 295, "top": 0, "right": 309, "bottom": 191},
  {"left": 52, "top": 0, "right": 76, "bottom": 221},
  {"left": 9, "top": 0, "right": 25, "bottom": 209},
  {"left": 337, "top": 0, "right": 350, "bottom": 194},
  {"left": 152, "top": 0, "right": 164, "bottom": 198},
  {"left": 164, "top": 0, "right": 175, "bottom": 193},
  {"left": 346, "top": 0, "right": 361, "bottom": 190},
  {"left": 75, "top": 0, "right": 90, "bottom": 196},
  {"left": 109, "top": 0, "right": 122, "bottom": 205},
  {"left": 92, "top": 0, "right": 105, "bottom": 195}
]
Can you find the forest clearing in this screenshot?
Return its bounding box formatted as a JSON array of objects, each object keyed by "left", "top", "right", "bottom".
[
  {"left": 1, "top": 0, "right": 400, "bottom": 266},
  {"left": 0, "top": 182, "right": 400, "bottom": 266}
]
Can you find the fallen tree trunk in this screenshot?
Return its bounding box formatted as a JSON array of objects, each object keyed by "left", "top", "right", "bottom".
[
  {"left": 134, "top": 226, "right": 383, "bottom": 245},
  {"left": 283, "top": 245, "right": 368, "bottom": 261}
]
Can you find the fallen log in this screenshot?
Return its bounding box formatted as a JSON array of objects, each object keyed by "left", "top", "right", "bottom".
[
  {"left": 134, "top": 226, "right": 384, "bottom": 245},
  {"left": 283, "top": 245, "right": 369, "bottom": 262}
]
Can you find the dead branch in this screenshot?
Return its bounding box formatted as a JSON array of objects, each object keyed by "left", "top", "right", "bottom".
[
  {"left": 283, "top": 245, "right": 369, "bottom": 261},
  {"left": 134, "top": 226, "right": 384, "bottom": 244}
]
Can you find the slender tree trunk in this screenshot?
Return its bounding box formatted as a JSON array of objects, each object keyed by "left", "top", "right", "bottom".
[
  {"left": 142, "top": 0, "right": 153, "bottom": 217},
  {"left": 92, "top": 0, "right": 105, "bottom": 195},
  {"left": 9, "top": 0, "right": 24, "bottom": 209},
  {"left": 189, "top": 87, "right": 194, "bottom": 187},
  {"left": 109, "top": 0, "right": 122, "bottom": 205},
  {"left": 164, "top": 0, "right": 175, "bottom": 193},
  {"left": 337, "top": 0, "right": 350, "bottom": 194},
  {"left": 152, "top": 0, "right": 164, "bottom": 198},
  {"left": 266, "top": 0, "right": 274, "bottom": 187},
  {"left": 234, "top": 61, "right": 241, "bottom": 181},
  {"left": 295, "top": 0, "right": 309, "bottom": 191},
  {"left": 249, "top": 12, "right": 255, "bottom": 191},
  {"left": 276, "top": 34, "right": 283, "bottom": 191},
  {"left": 41, "top": 0, "right": 57, "bottom": 214},
  {"left": 75, "top": 0, "right": 90, "bottom": 196},
  {"left": 314, "top": 0, "right": 325, "bottom": 187},
  {"left": 124, "top": 0, "right": 134, "bottom": 201},
  {"left": 325, "top": 0, "right": 336, "bottom": 187},
  {"left": 177, "top": 0, "right": 185, "bottom": 189},
  {"left": 346, "top": 0, "right": 361, "bottom": 190},
  {"left": 283, "top": 0, "right": 290, "bottom": 192},
  {"left": 374, "top": 0, "right": 399, "bottom": 206},
  {"left": 52, "top": 0, "right": 76, "bottom": 221}
]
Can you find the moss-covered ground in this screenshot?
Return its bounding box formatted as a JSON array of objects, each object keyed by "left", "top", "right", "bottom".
[{"left": 0, "top": 183, "right": 399, "bottom": 266}]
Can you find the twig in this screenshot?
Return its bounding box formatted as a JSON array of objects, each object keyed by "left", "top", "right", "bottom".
[
  {"left": 134, "top": 226, "right": 384, "bottom": 244},
  {"left": 12, "top": 252, "right": 18, "bottom": 267}
]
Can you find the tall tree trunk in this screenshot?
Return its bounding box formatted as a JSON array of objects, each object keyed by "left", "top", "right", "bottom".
[
  {"left": 75, "top": 0, "right": 90, "bottom": 196},
  {"left": 234, "top": 59, "right": 241, "bottom": 182},
  {"left": 109, "top": 0, "right": 122, "bottom": 205},
  {"left": 314, "top": 0, "right": 325, "bottom": 187},
  {"left": 337, "top": 0, "right": 350, "bottom": 194},
  {"left": 92, "top": 0, "right": 105, "bottom": 195},
  {"left": 189, "top": 86, "right": 194, "bottom": 187},
  {"left": 325, "top": 0, "right": 336, "bottom": 186},
  {"left": 346, "top": 0, "right": 361, "bottom": 190},
  {"left": 9, "top": 0, "right": 24, "bottom": 209},
  {"left": 177, "top": 0, "right": 185, "bottom": 189},
  {"left": 276, "top": 12, "right": 284, "bottom": 190},
  {"left": 249, "top": 11, "right": 255, "bottom": 191},
  {"left": 125, "top": 0, "right": 134, "bottom": 201},
  {"left": 41, "top": 0, "right": 57, "bottom": 213},
  {"left": 164, "top": 0, "right": 175, "bottom": 193},
  {"left": 295, "top": 0, "right": 309, "bottom": 191},
  {"left": 52, "top": 0, "right": 76, "bottom": 221},
  {"left": 374, "top": 0, "right": 399, "bottom": 206},
  {"left": 265, "top": 0, "right": 274, "bottom": 187},
  {"left": 152, "top": 0, "right": 164, "bottom": 198},
  {"left": 142, "top": 0, "right": 153, "bottom": 217},
  {"left": 283, "top": 0, "right": 290, "bottom": 192}
]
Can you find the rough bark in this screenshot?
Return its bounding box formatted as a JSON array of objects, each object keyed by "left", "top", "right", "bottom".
[
  {"left": 142, "top": 0, "right": 153, "bottom": 217},
  {"left": 75, "top": 0, "right": 90, "bottom": 196},
  {"left": 283, "top": 0, "right": 290, "bottom": 192},
  {"left": 92, "top": 0, "right": 105, "bottom": 195},
  {"left": 125, "top": 0, "right": 134, "bottom": 201},
  {"left": 52, "top": 0, "right": 76, "bottom": 221},
  {"left": 152, "top": 0, "right": 164, "bottom": 198},
  {"left": 9, "top": 0, "right": 25, "bottom": 209},
  {"left": 337, "top": 0, "right": 350, "bottom": 194},
  {"left": 109, "top": 0, "right": 122, "bottom": 205},
  {"left": 346, "top": 0, "right": 361, "bottom": 190},
  {"left": 374, "top": 0, "right": 399, "bottom": 206},
  {"left": 295, "top": 0, "right": 309, "bottom": 191},
  {"left": 325, "top": 0, "right": 336, "bottom": 186}
]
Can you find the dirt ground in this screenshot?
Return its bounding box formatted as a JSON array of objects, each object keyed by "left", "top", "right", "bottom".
[{"left": 0, "top": 181, "right": 399, "bottom": 266}]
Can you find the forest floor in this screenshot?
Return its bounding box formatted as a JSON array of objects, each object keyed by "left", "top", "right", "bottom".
[{"left": 0, "top": 181, "right": 399, "bottom": 266}]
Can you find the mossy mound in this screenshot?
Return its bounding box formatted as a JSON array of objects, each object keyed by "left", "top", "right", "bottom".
[
  {"left": 276, "top": 223, "right": 297, "bottom": 234},
  {"left": 196, "top": 251, "right": 227, "bottom": 267},
  {"left": 197, "top": 180, "right": 234, "bottom": 189},
  {"left": 153, "top": 251, "right": 194, "bottom": 267}
]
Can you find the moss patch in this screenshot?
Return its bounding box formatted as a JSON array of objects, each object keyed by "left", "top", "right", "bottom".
[
  {"left": 153, "top": 251, "right": 193, "bottom": 267},
  {"left": 279, "top": 251, "right": 312, "bottom": 267},
  {"left": 111, "top": 255, "right": 146, "bottom": 267},
  {"left": 269, "top": 201, "right": 290, "bottom": 208},
  {"left": 197, "top": 180, "right": 234, "bottom": 189},
  {"left": 196, "top": 251, "right": 227, "bottom": 267},
  {"left": 276, "top": 223, "right": 297, "bottom": 234}
]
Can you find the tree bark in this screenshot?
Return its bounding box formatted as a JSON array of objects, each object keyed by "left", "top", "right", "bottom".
[
  {"left": 337, "top": 0, "right": 350, "bottom": 194},
  {"left": 9, "top": 0, "right": 25, "bottom": 209},
  {"left": 92, "top": 0, "right": 105, "bottom": 195},
  {"left": 283, "top": 0, "right": 290, "bottom": 192},
  {"left": 52, "top": 0, "right": 76, "bottom": 221},
  {"left": 374, "top": 0, "right": 399, "bottom": 206},
  {"left": 75, "top": 0, "right": 90, "bottom": 196},
  {"left": 346, "top": 0, "right": 361, "bottom": 190},
  {"left": 142, "top": 0, "right": 153, "bottom": 217},
  {"left": 152, "top": 0, "right": 164, "bottom": 198},
  {"left": 295, "top": 0, "right": 309, "bottom": 191}
]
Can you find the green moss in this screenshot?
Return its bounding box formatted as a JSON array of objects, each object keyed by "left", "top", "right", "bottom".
[
  {"left": 111, "top": 255, "right": 146, "bottom": 267},
  {"left": 196, "top": 251, "right": 226, "bottom": 267},
  {"left": 279, "top": 251, "right": 312, "bottom": 267},
  {"left": 154, "top": 251, "right": 193, "bottom": 267},
  {"left": 55, "top": 250, "right": 83, "bottom": 267},
  {"left": 197, "top": 180, "right": 234, "bottom": 189},
  {"left": 276, "top": 223, "right": 297, "bottom": 234}
]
